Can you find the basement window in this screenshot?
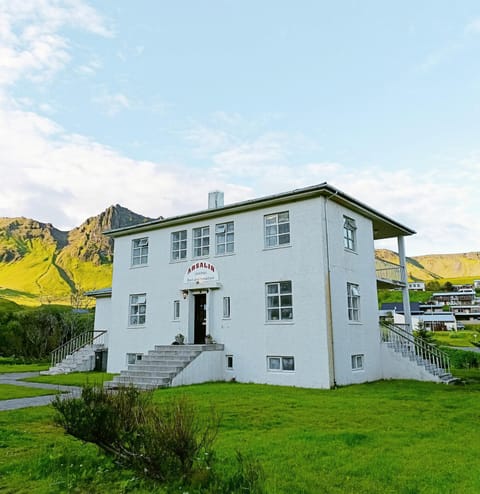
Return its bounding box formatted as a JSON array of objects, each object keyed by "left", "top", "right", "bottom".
[
  {"left": 351, "top": 354, "right": 364, "bottom": 371},
  {"left": 267, "top": 356, "right": 295, "bottom": 372},
  {"left": 127, "top": 353, "right": 143, "bottom": 365}
]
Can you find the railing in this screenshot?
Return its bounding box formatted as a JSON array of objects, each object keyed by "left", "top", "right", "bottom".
[
  {"left": 51, "top": 330, "right": 107, "bottom": 368},
  {"left": 375, "top": 257, "right": 403, "bottom": 284},
  {"left": 380, "top": 322, "right": 450, "bottom": 375}
]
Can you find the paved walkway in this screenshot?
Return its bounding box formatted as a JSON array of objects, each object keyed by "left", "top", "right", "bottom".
[{"left": 0, "top": 372, "right": 80, "bottom": 411}]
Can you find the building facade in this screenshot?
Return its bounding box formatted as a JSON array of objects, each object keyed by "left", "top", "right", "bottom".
[{"left": 92, "top": 183, "right": 438, "bottom": 389}]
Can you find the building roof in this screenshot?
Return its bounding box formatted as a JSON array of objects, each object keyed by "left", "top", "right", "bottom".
[
  {"left": 419, "top": 313, "right": 456, "bottom": 323},
  {"left": 381, "top": 302, "right": 423, "bottom": 314},
  {"left": 104, "top": 183, "right": 416, "bottom": 240},
  {"left": 85, "top": 288, "right": 112, "bottom": 298}
]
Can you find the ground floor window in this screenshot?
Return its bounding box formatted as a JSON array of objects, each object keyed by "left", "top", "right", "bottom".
[
  {"left": 223, "top": 296, "right": 231, "bottom": 318},
  {"left": 127, "top": 353, "right": 143, "bottom": 365},
  {"left": 351, "top": 354, "right": 364, "bottom": 371},
  {"left": 129, "top": 293, "right": 146, "bottom": 325},
  {"left": 267, "top": 356, "right": 295, "bottom": 371},
  {"left": 173, "top": 300, "right": 180, "bottom": 320},
  {"left": 347, "top": 283, "right": 361, "bottom": 321},
  {"left": 226, "top": 355, "right": 234, "bottom": 369}
]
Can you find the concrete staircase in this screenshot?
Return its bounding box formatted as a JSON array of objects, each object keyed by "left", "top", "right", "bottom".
[
  {"left": 381, "top": 322, "right": 459, "bottom": 384},
  {"left": 105, "top": 344, "right": 222, "bottom": 390},
  {"left": 41, "top": 344, "right": 105, "bottom": 375}
]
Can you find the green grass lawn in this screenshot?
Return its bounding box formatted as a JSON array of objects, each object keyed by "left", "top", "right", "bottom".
[
  {"left": 0, "top": 384, "right": 58, "bottom": 401},
  {"left": 432, "top": 329, "right": 479, "bottom": 348},
  {"left": 0, "top": 379, "right": 480, "bottom": 493},
  {"left": 21, "top": 372, "right": 115, "bottom": 387}
]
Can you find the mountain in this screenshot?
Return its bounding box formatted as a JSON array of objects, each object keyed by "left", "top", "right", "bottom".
[
  {"left": 0, "top": 206, "right": 155, "bottom": 305},
  {"left": 376, "top": 249, "right": 480, "bottom": 282}
]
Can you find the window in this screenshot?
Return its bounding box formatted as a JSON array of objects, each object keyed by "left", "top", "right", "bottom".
[
  {"left": 215, "top": 222, "right": 234, "bottom": 254},
  {"left": 223, "top": 296, "right": 231, "bottom": 318},
  {"left": 132, "top": 237, "right": 148, "bottom": 265},
  {"left": 171, "top": 230, "right": 187, "bottom": 261},
  {"left": 173, "top": 300, "right": 180, "bottom": 320},
  {"left": 347, "top": 283, "right": 361, "bottom": 321},
  {"left": 127, "top": 353, "right": 143, "bottom": 365},
  {"left": 343, "top": 216, "right": 357, "bottom": 251},
  {"left": 351, "top": 354, "right": 364, "bottom": 370},
  {"left": 264, "top": 211, "right": 290, "bottom": 248},
  {"left": 267, "top": 356, "right": 295, "bottom": 371},
  {"left": 226, "top": 355, "right": 234, "bottom": 369},
  {"left": 193, "top": 226, "right": 210, "bottom": 257},
  {"left": 129, "top": 293, "right": 146, "bottom": 326},
  {"left": 266, "top": 281, "right": 293, "bottom": 321}
]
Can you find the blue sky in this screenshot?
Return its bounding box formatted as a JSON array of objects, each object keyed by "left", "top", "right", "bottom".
[{"left": 0, "top": 1, "right": 479, "bottom": 256}]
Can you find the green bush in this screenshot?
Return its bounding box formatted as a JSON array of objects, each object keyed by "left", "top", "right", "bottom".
[{"left": 442, "top": 348, "right": 480, "bottom": 369}]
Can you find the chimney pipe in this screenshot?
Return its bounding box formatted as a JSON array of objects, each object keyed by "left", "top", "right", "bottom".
[{"left": 208, "top": 191, "right": 224, "bottom": 209}]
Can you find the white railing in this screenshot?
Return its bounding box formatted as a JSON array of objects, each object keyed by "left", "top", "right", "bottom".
[
  {"left": 380, "top": 322, "right": 451, "bottom": 375},
  {"left": 375, "top": 257, "right": 403, "bottom": 284},
  {"left": 51, "top": 330, "right": 107, "bottom": 367}
]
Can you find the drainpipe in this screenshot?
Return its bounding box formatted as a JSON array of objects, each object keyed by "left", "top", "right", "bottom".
[
  {"left": 397, "top": 235, "right": 412, "bottom": 332},
  {"left": 323, "top": 192, "right": 338, "bottom": 388}
]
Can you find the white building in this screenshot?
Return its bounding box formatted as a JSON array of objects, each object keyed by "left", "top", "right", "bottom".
[
  {"left": 408, "top": 282, "right": 425, "bottom": 291},
  {"left": 88, "top": 183, "right": 454, "bottom": 388}
]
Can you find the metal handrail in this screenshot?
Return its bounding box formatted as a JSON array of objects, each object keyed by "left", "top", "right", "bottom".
[
  {"left": 375, "top": 257, "right": 403, "bottom": 283},
  {"left": 51, "top": 330, "right": 107, "bottom": 368},
  {"left": 380, "top": 322, "right": 450, "bottom": 375}
]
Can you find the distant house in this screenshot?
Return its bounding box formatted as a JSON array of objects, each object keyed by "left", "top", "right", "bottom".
[
  {"left": 431, "top": 291, "right": 476, "bottom": 306},
  {"left": 408, "top": 282, "right": 425, "bottom": 291},
  {"left": 474, "top": 280, "right": 480, "bottom": 290}
]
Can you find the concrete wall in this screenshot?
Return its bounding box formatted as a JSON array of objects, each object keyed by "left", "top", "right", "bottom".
[
  {"left": 171, "top": 350, "right": 225, "bottom": 387},
  {"left": 93, "top": 296, "right": 111, "bottom": 347},
  {"left": 380, "top": 345, "right": 440, "bottom": 382}
]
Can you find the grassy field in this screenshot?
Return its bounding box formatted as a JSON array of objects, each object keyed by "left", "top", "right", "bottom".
[
  {"left": 0, "top": 378, "right": 480, "bottom": 493},
  {"left": 0, "top": 358, "right": 50, "bottom": 373},
  {"left": 433, "top": 329, "right": 480, "bottom": 348},
  {"left": 0, "top": 384, "right": 58, "bottom": 401},
  {"left": 21, "top": 372, "right": 115, "bottom": 387}
]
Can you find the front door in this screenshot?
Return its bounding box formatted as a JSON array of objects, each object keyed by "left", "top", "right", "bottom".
[{"left": 194, "top": 293, "right": 207, "bottom": 344}]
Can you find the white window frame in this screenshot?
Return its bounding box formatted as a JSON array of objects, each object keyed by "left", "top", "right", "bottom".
[
  {"left": 264, "top": 211, "right": 290, "bottom": 248},
  {"left": 226, "top": 355, "right": 234, "bottom": 369},
  {"left": 129, "top": 293, "right": 146, "bottom": 326},
  {"left": 351, "top": 354, "right": 364, "bottom": 371},
  {"left": 127, "top": 353, "right": 143, "bottom": 365},
  {"left": 171, "top": 230, "right": 187, "bottom": 261},
  {"left": 223, "top": 296, "right": 231, "bottom": 319},
  {"left": 266, "top": 281, "right": 293, "bottom": 322},
  {"left": 173, "top": 300, "right": 180, "bottom": 320},
  {"left": 343, "top": 216, "right": 357, "bottom": 252},
  {"left": 267, "top": 356, "right": 295, "bottom": 372},
  {"left": 215, "top": 221, "right": 234, "bottom": 255},
  {"left": 193, "top": 226, "right": 210, "bottom": 257},
  {"left": 347, "top": 283, "right": 361, "bottom": 321},
  {"left": 132, "top": 237, "right": 149, "bottom": 266}
]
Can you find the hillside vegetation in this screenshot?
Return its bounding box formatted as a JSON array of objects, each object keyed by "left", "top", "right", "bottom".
[
  {"left": 376, "top": 249, "right": 480, "bottom": 283},
  {"left": 0, "top": 206, "right": 154, "bottom": 306}
]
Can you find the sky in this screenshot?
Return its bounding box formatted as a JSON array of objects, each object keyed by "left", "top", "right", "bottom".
[{"left": 0, "top": 0, "right": 479, "bottom": 256}]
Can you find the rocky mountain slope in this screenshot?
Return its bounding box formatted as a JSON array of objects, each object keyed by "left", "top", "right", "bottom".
[{"left": 0, "top": 206, "right": 154, "bottom": 305}]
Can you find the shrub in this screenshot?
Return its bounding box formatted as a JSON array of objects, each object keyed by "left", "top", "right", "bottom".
[
  {"left": 441, "top": 348, "right": 480, "bottom": 369},
  {"left": 53, "top": 385, "right": 219, "bottom": 483}
]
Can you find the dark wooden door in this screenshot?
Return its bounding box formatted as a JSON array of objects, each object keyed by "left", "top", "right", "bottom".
[{"left": 194, "top": 294, "right": 207, "bottom": 344}]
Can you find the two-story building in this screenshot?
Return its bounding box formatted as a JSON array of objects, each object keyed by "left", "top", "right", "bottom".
[{"left": 85, "top": 183, "right": 454, "bottom": 389}]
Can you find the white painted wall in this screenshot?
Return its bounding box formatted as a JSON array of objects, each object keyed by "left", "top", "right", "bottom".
[
  {"left": 93, "top": 296, "right": 111, "bottom": 347},
  {"left": 380, "top": 345, "right": 440, "bottom": 382}
]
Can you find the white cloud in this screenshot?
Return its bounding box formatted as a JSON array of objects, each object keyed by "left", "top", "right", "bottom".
[
  {"left": 93, "top": 90, "right": 131, "bottom": 116},
  {"left": 0, "top": 0, "right": 111, "bottom": 86}
]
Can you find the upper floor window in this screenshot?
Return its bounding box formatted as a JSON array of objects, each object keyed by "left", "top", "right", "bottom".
[
  {"left": 215, "top": 222, "right": 234, "bottom": 255},
  {"left": 132, "top": 237, "right": 148, "bottom": 266},
  {"left": 347, "top": 283, "right": 361, "bottom": 321},
  {"left": 129, "top": 293, "right": 146, "bottom": 326},
  {"left": 193, "top": 226, "right": 210, "bottom": 257},
  {"left": 171, "top": 230, "right": 187, "bottom": 261},
  {"left": 266, "top": 281, "right": 293, "bottom": 321},
  {"left": 264, "top": 211, "right": 290, "bottom": 248},
  {"left": 343, "top": 216, "right": 357, "bottom": 251}
]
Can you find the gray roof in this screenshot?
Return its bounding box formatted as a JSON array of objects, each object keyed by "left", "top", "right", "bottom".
[
  {"left": 104, "top": 182, "right": 416, "bottom": 240},
  {"left": 85, "top": 288, "right": 112, "bottom": 298}
]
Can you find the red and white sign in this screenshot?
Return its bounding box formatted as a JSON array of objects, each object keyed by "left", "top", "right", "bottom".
[{"left": 183, "top": 262, "right": 219, "bottom": 284}]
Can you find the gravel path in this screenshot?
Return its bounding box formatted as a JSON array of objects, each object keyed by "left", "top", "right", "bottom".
[{"left": 0, "top": 372, "right": 80, "bottom": 411}]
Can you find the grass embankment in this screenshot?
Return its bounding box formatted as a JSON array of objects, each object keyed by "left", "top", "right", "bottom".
[
  {"left": 0, "top": 385, "right": 58, "bottom": 401},
  {"left": 21, "top": 372, "right": 115, "bottom": 387},
  {"left": 1, "top": 379, "right": 480, "bottom": 493},
  {"left": 433, "top": 329, "right": 480, "bottom": 348}
]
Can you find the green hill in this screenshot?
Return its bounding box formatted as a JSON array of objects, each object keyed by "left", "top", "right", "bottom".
[{"left": 0, "top": 206, "right": 154, "bottom": 306}]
